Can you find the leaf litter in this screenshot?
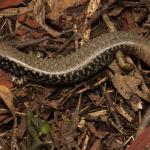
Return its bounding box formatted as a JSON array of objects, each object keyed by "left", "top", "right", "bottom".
[{"left": 0, "top": 0, "right": 150, "bottom": 149}]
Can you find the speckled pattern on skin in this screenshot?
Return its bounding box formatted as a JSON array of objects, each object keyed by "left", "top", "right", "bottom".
[{"left": 0, "top": 31, "right": 150, "bottom": 84}]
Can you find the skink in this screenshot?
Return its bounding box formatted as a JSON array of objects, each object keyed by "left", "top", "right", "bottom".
[{"left": 0, "top": 31, "right": 149, "bottom": 84}]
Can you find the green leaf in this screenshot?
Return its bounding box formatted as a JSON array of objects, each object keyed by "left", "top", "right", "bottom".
[{"left": 40, "top": 121, "right": 52, "bottom": 135}]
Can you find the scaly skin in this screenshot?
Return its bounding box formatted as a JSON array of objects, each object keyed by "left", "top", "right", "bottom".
[{"left": 0, "top": 31, "right": 149, "bottom": 84}]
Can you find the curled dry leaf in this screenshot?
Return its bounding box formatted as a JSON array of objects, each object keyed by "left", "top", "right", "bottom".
[
  {"left": 109, "top": 59, "right": 150, "bottom": 102},
  {"left": 0, "top": 85, "right": 14, "bottom": 113},
  {"left": 0, "top": 70, "right": 14, "bottom": 113},
  {"left": 33, "top": 0, "right": 61, "bottom": 37},
  {"left": 130, "top": 95, "right": 143, "bottom": 112},
  {"left": 0, "top": 70, "right": 13, "bottom": 89}
]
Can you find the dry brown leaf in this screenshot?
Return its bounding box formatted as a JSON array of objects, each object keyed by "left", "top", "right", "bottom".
[
  {"left": 87, "top": 91, "right": 102, "bottom": 106},
  {"left": 33, "top": 0, "right": 61, "bottom": 37},
  {"left": 16, "top": 117, "right": 26, "bottom": 139},
  {"left": 121, "top": 10, "right": 136, "bottom": 31},
  {"left": 45, "top": 100, "right": 60, "bottom": 109},
  {"left": 90, "top": 130, "right": 109, "bottom": 150},
  {"left": 0, "top": 0, "right": 22, "bottom": 9},
  {"left": 0, "top": 0, "right": 33, "bottom": 16},
  {"left": 109, "top": 60, "right": 150, "bottom": 102},
  {"left": 0, "top": 70, "right": 13, "bottom": 89},
  {"left": 0, "top": 114, "right": 9, "bottom": 122},
  {"left": 0, "top": 85, "right": 14, "bottom": 113},
  {"left": 60, "top": 98, "right": 80, "bottom": 149},
  {"left": 47, "top": 0, "right": 87, "bottom": 20},
  {"left": 90, "top": 140, "right": 102, "bottom": 150}
]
